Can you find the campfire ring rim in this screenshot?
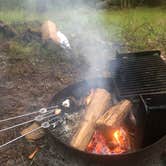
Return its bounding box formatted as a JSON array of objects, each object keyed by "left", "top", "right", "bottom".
[{"left": 48, "top": 77, "right": 166, "bottom": 157}]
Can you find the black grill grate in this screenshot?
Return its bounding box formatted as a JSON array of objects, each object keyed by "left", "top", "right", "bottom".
[{"left": 113, "top": 50, "right": 166, "bottom": 97}]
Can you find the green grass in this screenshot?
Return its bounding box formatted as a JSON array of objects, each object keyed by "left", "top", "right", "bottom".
[
  {"left": 0, "top": 10, "right": 25, "bottom": 23},
  {"left": 99, "top": 7, "right": 166, "bottom": 51},
  {"left": 0, "top": 7, "right": 166, "bottom": 52},
  {"left": 6, "top": 41, "right": 37, "bottom": 59}
]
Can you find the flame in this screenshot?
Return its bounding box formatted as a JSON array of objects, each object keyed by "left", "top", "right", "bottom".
[
  {"left": 86, "top": 127, "right": 131, "bottom": 155},
  {"left": 86, "top": 131, "right": 112, "bottom": 155},
  {"left": 114, "top": 130, "right": 121, "bottom": 144},
  {"left": 111, "top": 128, "right": 131, "bottom": 153}
]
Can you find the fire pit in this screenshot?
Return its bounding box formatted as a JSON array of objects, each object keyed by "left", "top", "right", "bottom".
[{"left": 46, "top": 50, "right": 166, "bottom": 163}]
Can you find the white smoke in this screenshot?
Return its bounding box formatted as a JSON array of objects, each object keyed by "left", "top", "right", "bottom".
[
  {"left": 24, "top": 0, "right": 116, "bottom": 79},
  {"left": 63, "top": 6, "right": 115, "bottom": 79}
]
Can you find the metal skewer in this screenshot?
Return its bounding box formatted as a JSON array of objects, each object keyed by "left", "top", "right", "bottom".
[
  {"left": 0, "top": 126, "right": 42, "bottom": 149},
  {"left": 0, "top": 110, "right": 55, "bottom": 133},
  {"left": 0, "top": 121, "right": 51, "bottom": 149},
  {"left": 0, "top": 105, "right": 62, "bottom": 149},
  {"left": 0, "top": 106, "right": 58, "bottom": 123}
]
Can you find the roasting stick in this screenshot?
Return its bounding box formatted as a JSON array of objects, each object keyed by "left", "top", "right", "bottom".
[
  {"left": 0, "top": 119, "right": 35, "bottom": 132},
  {"left": 0, "top": 110, "right": 56, "bottom": 133},
  {"left": 0, "top": 125, "right": 44, "bottom": 149},
  {"left": 0, "top": 106, "right": 61, "bottom": 150},
  {"left": 0, "top": 106, "right": 58, "bottom": 123},
  {"left": 0, "top": 116, "right": 63, "bottom": 149},
  {"left": 0, "top": 112, "right": 39, "bottom": 123}
]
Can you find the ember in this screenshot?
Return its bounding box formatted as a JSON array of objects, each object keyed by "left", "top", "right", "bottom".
[
  {"left": 86, "top": 127, "right": 131, "bottom": 155},
  {"left": 86, "top": 130, "right": 112, "bottom": 155},
  {"left": 111, "top": 127, "right": 131, "bottom": 154}
]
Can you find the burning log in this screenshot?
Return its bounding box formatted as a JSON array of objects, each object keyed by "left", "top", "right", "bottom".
[
  {"left": 96, "top": 100, "right": 132, "bottom": 128},
  {"left": 70, "top": 89, "right": 111, "bottom": 151}
]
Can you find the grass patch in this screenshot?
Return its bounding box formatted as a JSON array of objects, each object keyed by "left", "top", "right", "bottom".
[
  {"left": 0, "top": 10, "right": 25, "bottom": 24},
  {"left": 7, "top": 41, "right": 35, "bottom": 58},
  {"left": 99, "top": 7, "right": 166, "bottom": 51},
  {"left": 0, "top": 7, "right": 166, "bottom": 52}
]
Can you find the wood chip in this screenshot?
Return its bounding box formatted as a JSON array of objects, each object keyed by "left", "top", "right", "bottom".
[{"left": 21, "top": 122, "right": 45, "bottom": 142}]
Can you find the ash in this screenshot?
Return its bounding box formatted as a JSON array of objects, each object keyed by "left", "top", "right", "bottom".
[{"left": 49, "top": 110, "right": 84, "bottom": 144}]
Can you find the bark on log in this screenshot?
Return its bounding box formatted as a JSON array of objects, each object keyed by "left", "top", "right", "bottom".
[
  {"left": 70, "top": 89, "right": 111, "bottom": 151},
  {"left": 96, "top": 99, "right": 132, "bottom": 128}
]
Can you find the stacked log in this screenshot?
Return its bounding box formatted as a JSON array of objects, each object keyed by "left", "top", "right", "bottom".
[
  {"left": 70, "top": 88, "right": 111, "bottom": 151},
  {"left": 70, "top": 90, "right": 133, "bottom": 151}
]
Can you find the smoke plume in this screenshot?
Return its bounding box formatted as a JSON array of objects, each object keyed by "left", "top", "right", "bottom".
[{"left": 24, "top": 0, "right": 116, "bottom": 79}]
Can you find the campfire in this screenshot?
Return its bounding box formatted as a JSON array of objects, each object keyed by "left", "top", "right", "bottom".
[
  {"left": 48, "top": 88, "right": 137, "bottom": 155},
  {"left": 10, "top": 86, "right": 137, "bottom": 156}
]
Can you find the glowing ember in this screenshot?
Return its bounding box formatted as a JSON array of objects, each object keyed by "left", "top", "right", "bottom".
[
  {"left": 86, "top": 130, "right": 112, "bottom": 155},
  {"left": 86, "top": 127, "right": 131, "bottom": 155},
  {"left": 111, "top": 128, "right": 131, "bottom": 153},
  {"left": 114, "top": 130, "right": 121, "bottom": 144}
]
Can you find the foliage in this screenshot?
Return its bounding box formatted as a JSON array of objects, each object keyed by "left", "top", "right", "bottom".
[
  {"left": 7, "top": 41, "right": 35, "bottom": 58},
  {"left": 99, "top": 7, "right": 166, "bottom": 52},
  {"left": 0, "top": 4, "right": 165, "bottom": 54},
  {"left": 0, "top": 0, "right": 165, "bottom": 11}
]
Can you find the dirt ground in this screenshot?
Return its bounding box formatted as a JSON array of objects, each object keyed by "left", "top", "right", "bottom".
[
  {"left": 0, "top": 45, "right": 85, "bottom": 165},
  {"left": 0, "top": 21, "right": 165, "bottom": 166},
  {"left": 0, "top": 20, "right": 113, "bottom": 165}
]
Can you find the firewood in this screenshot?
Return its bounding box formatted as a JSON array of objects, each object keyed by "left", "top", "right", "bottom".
[
  {"left": 96, "top": 100, "right": 132, "bottom": 128},
  {"left": 41, "top": 20, "right": 60, "bottom": 44},
  {"left": 70, "top": 89, "right": 111, "bottom": 151}
]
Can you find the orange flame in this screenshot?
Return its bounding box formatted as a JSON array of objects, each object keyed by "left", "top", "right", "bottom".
[
  {"left": 87, "top": 127, "right": 131, "bottom": 155},
  {"left": 113, "top": 130, "right": 121, "bottom": 144},
  {"left": 111, "top": 128, "right": 131, "bottom": 153},
  {"left": 86, "top": 130, "right": 112, "bottom": 155}
]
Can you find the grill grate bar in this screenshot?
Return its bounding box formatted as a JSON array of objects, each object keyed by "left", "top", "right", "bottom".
[
  {"left": 118, "top": 82, "right": 166, "bottom": 91},
  {"left": 118, "top": 75, "right": 166, "bottom": 84},
  {"left": 119, "top": 90, "right": 166, "bottom": 97},
  {"left": 119, "top": 88, "right": 166, "bottom": 96},
  {"left": 118, "top": 67, "right": 166, "bottom": 73},
  {"left": 118, "top": 57, "right": 164, "bottom": 64},
  {"left": 113, "top": 51, "right": 166, "bottom": 97},
  {"left": 118, "top": 61, "right": 166, "bottom": 70},
  {"left": 117, "top": 54, "right": 161, "bottom": 61},
  {"left": 118, "top": 83, "right": 166, "bottom": 92}
]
